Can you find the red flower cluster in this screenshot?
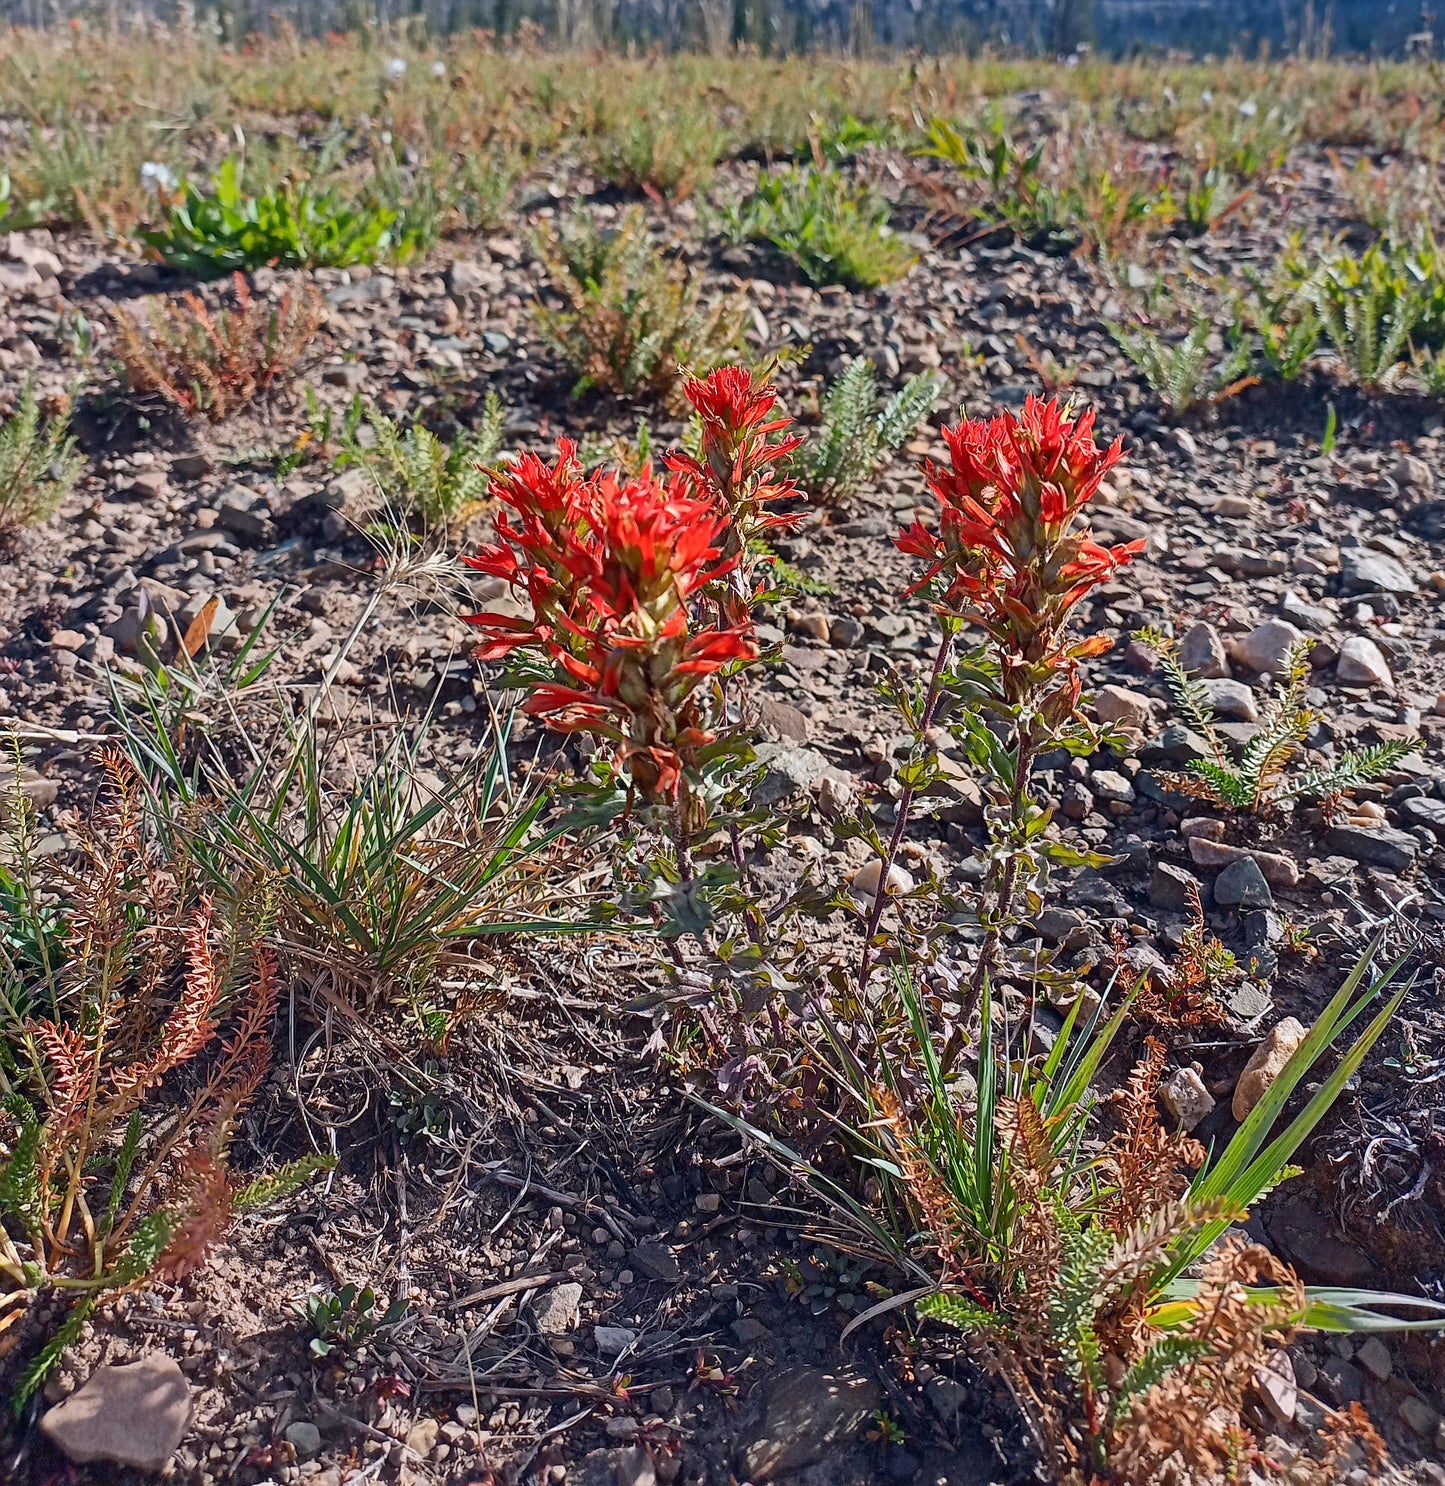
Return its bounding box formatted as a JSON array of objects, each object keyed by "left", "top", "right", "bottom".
[
  {"left": 465, "top": 442, "right": 760, "bottom": 803},
  {"left": 897, "top": 395, "right": 1143, "bottom": 707},
  {"left": 666, "top": 366, "right": 803, "bottom": 548}
]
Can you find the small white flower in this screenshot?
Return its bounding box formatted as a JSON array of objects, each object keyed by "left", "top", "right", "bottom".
[
  {"left": 431, "top": 60, "right": 446, "bottom": 79},
  {"left": 1238, "top": 98, "right": 1258, "bottom": 117},
  {"left": 380, "top": 130, "right": 393, "bottom": 147},
  {"left": 385, "top": 57, "right": 407, "bottom": 80},
  {"left": 140, "top": 161, "right": 178, "bottom": 194},
  {"left": 1201, "top": 89, "right": 1213, "bottom": 105}
]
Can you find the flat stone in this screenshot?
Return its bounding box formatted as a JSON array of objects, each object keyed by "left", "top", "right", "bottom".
[
  {"left": 1187, "top": 837, "right": 1299, "bottom": 889},
  {"left": 1324, "top": 823, "right": 1418, "bottom": 871},
  {"left": 1341, "top": 550, "right": 1417, "bottom": 596},
  {"left": 1233, "top": 1017, "right": 1306, "bottom": 1121},
  {"left": 1200, "top": 677, "right": 1258, "bottom": 721},
  {"left": 285, "top": 1421, "right": 322, "bottom": 1459},
  {"left": 533, "top": 1282, "right": 583, "bottom": 1336},
  {"left": 1356, "top": 1336, "right": 1392, "bottom": 1382},
  {"left": 737, "top": 1368, "right": 881, "bottom": 1481},
  {"left": 1094, "top": 684, "right": 1152, "bottom": 729},
  {"left": 1400, "top": 1395, "right": 1441, "bottom": 1441},
  {"left": 753, "top": 743, "right": 833, "bottom": 805},
  {"left": 1230, "top": 619, "right": 1305, "bottom": 676},
  {"left": 1179, "top": 622, "right": 1230, "bottom": 677},
  {"left": 1090, "top": 769, "right": 1136, "bottom": 804},
  {"left": 628, "top": 1241, "right": 680, "bottom": 1283},
  {"left": 41, "top": 1355, "right": 193, "bottom": 1472},
  {"left": 1140, "top": 724, "right": 1213, "bottom": 765},
  {"left": 1255, "top": 1350, "right": 1297, "bottom": 1425},
  {"left": 755, "top": 697, "right": 810, "bottom": 744},
  {"left": 1213, "top": 857, "right": 1274, "bottom": 909},
  {"left": 1398, "top": 795, "right": 1445, "bottom": 837},
  {"left": 594, "top": 1325, "right": 638, "bottom": 1356}
]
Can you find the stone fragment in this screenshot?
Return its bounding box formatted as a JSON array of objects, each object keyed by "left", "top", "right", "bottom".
[
  {"left": 533, "top": 1282, "right": 583, "bottom": 1335},
  {"left": 1341, "top": 550, "right": 1417, "bottom": 596},
  {"left": 628, "top": 1241, "right": 680, "bottom": 1283},
  {"left": 40, "top": 1355, "right": 193, "bottom": 1472},
  {"left": 1324, "top": 823, "right": 1418, "bottom": 871},
  {"left": 1200, "top": 677, "right": 1258, "bottom": 721},
  {"left": 849, "top": 859, "right": 914, "bottom": 906},
  {"left": 285, "top": 1421, "right": 322, "bottom": 1459},
  {"left": 1094, "top": 684, "right": 1152, "bottom": 729},
  {"left": 1335, "top": 635, "right": 1393, "bottom": 689},
  {"left": 1255, "top": 1350, "right": 1297, "bottom": 1425},
  {"left": 1393, "top": 454, "right": 1434, "bottom": 492},
  {"left": 615, "top": 1444, "right": 657, "bottom": 1486},
  {"left": 1179, "top": 622, "right": 1230, "bottom": 678},
  {"left": 594, "top": 1325, "right": 637, "bottom": 1356},
  {"left": 736, "top": 1368, "right": 881, "bottom": 1482},
  {"left": 1089, "top": 769, "right": 1135, "bottom": 805},
  {"left": 1160, "top": 1066, "right": 1215, "bottom": 1131},
  {"left": 753, "top": 743, "right": 833, "bottom": 804},
  {"left": 1230, "top": 619, "right": 1305, "bottom": 676},
  {"left": 1213, "top": 857, "right": 1274, "bottom": 909},
  {"left": 1232, "top": 1017, "right": 1307, "bottom": 1121},
  {"left": 1140, "top": 724, "right": 1212, "bottom": 765},
  {"left": 1186, "top": 837, "right": 1299, "bottom": 889},
  {"left": 1356, "top": 1336, "right": 1392, "bottom": 1382},
  {"left": 1399, "top": 796, "right": 1445, "bottom": 837},
  {"left": 1149, "top": 861, "right": 1202, "bottom": 911},
  {"left": 1400, "top": 1395, "right": 1441, "bottom": 1441}
]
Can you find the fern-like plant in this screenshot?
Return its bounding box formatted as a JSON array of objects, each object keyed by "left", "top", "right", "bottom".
[
  {"left": 1138, "top": 626, "right": 1422, "bottom": 812},
  {"left": 0, "top": 379, "right": 83, "bottom": 534},
  {"left": 792, "top": 358, "right": 940, "bottom": 502},
  {"left": 338, "top": 393, "right": 504, "bottom": 532},
  {"left": 1109, "top": 316, "right": 1254, "bottom": 417}
]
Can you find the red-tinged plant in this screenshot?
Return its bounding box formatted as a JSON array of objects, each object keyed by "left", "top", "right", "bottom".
[
  {"left": 465, "top": 448, "right": 758, "bottom": 862},
  {"left": 0, "top": 753, "right": 332, "bottom": 1404},
  {"left": 862, "top": 396, "right": 1144, "bottom": 1007}
]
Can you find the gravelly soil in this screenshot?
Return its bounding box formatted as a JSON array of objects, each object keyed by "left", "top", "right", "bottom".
[{"left": 3, "top": 135, "right": 1445, "bottom": 1486}]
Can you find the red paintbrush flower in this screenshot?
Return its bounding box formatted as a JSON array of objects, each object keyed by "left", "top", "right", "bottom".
[
  {"left": 665, "top": 366, "right": 804, "bottom": 545},
  {"left": 897, "top": 395, "right": 1143, "bottom": 706},
  {"left": 464, "top": 451, "right": 757, "bottom": 804}
]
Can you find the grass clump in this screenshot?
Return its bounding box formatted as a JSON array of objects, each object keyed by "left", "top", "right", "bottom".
[
  {"left": 588, "top": 105, "right": 722, "bottom": 201},
  {"left": 720, "top": 164, "right": 916, "bottom": 289},
  {"left": 534, "top": 206, "right": 747, "bottom": 402},
  {"left": 142, "top": 157, "right": 417, "bottom": 276},
  {"left": 0, "top": 380, "right": 83, "bottom": 535},
  {"left": 792, "top": 358, "right": 939, "bottom": 502},
  {"left": 1109, "top": 316, "right": 1254, "bottom": 417},
  {"left": 110, "top": 272, "right": 323, "bottom": 422},
  {"left": 1139, "top": 627, "right": 1422, "bottom": 812}
]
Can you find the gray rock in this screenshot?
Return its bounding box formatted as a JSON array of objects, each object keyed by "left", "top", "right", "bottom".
[
  {"left": 1214, "top": 857, "right": 1274, "bottom": 909},
  {"left": 1094, "top": 684, "right": 1152, "bottom": 728},
  {"left": 753, "top": 744, "right": 833, "bottom": 805},
  {"left": 1089, "top": 769, "right": 1135, "bottom": 804},
  {"left": 1200, "top": 677, "right": 1258, "bottom": 721},
  {"left": 737, "top": 1368, "right": 882, "bottom": 1481},
  {"left": 1341, "top": 550, "right": 1417, "bottom": 596},
  {"left": 41, "top": 1355, "right": 193, "bottom": 1472},
  {"left": 615, "top": 1444, "right": 657, "bottom": 1486},
  {"left": 594, "top": 1325, "right": 638, "bottom": 1356},
  {"left": 628, "top": 1241, "right": 680, "bottom": 1283},
  {"left": 1398, "top": 795, "right": 1445, "bottom": 837},
  {"left": 1149, "top": 861, "right": 1203, "bottom": 911},
  {"left": 1179, "top": 621, "right": 1230, "bottom": 678},
  {"left": 1231, "top": 619, "right": 1304, "bottom": 676},
  {"left": 1160, "top": 1065, "right": 1215, "bottom": 1131},
  {"left": 1140, "top": 724, "right": 1212, "bottom": 765},
  {"left": 285, "top": 1421, "right": 323, "bottom": 1460},
  {"left": 1336, "top": 635, "right": 1393, "bottom": 689},
  {"left": 1278, "top": 588, "right": 1334, "bottom": 632},
  {"left": 828, "top": 615, "right": 864, "bottom": 649},
  {"left": 533, "top": 1282, "right": 583, "bottom": 1336},
  {"left": 1325, "top": 823, "right": 1418, "bottom": 870}
]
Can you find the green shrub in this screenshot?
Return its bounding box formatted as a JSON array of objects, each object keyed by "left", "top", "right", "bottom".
[
  {"left": 589, "top": 105, "right": 722, "bottom": 201},
  {"left": 338, "top": 394, "right": 505, "bottom": 532},
  {"left": 720, "top": 164, "right": 915, "bottom": 290},
  {"left": 142, "top": 157, "right": 417, "bottom": 276},
  {"left": 534, "top": 206, "right": 747, "bottom": 402},
  {"left": 792, "top": 358, "right": 939, "bottom": 502},
  {"left": 1108, "top": 316, "right": 1253, "bottom": 417},
  {"left": 0, "top": 380, "right": 83, "bottom": 534}
]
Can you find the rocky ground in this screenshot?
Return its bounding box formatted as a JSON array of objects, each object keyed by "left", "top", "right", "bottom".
[{"left": 3, "top": 135, "right": 1445, "bottom": 1486}]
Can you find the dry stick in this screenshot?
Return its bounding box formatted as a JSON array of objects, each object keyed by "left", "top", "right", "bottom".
[{"left": 857, "top": 627, "right": 955, "bottom": 994}]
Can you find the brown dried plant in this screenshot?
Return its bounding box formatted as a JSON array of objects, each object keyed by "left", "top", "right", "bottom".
[
  {"left": 0, "top": 752, "right": 329, "bottom": 1402},
  {"left": 109, "top": 271, "right": 323, "bottom": 421}
]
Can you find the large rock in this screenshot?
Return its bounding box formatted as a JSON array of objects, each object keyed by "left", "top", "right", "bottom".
[
  {"left": 1399, "top": 796, "right": 1445, "bottom": 837},
  {"left": 737, "top": 1368, "right": 881, "bottom": 1481},
  {"left": 1341, "top": 550, "right": 1417, "bottom": 596},
  {"left": 1200, "top": 677, "right": 1258, "bottom": 721},
  {"left": 753, "top": 744, "right": 833, "bottom": 805},
  {"left": 1187, "top": 837, "right": 1299, "bottom": 889},
  {"left": 533, "top": 1282, "right": 583, "bottom": 1335},
  {"left": 1230, "top": 619, "right": 1305, "bottom": 676},
  {"left": 1094, "top": 684, "right": 1152, "bottom": 729},
  {"left": 1213, "top": 857, "right": 1274, "bottom": 909},
  {"left": 1233, "top": 1017, "right": 1306, "bottom": 1121},
  {"left": 1335, "top": 635, "right": 1393, "bottom": 690},
  {"left": 1325, "top": 822, "right": 1418, "bottom": 871},
  {"left": 1179, "top": 622, "right": 1230, "bottom": 678},
  {"left": 40, "top": 1355, "right": 193, "bottom": 1472}
]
